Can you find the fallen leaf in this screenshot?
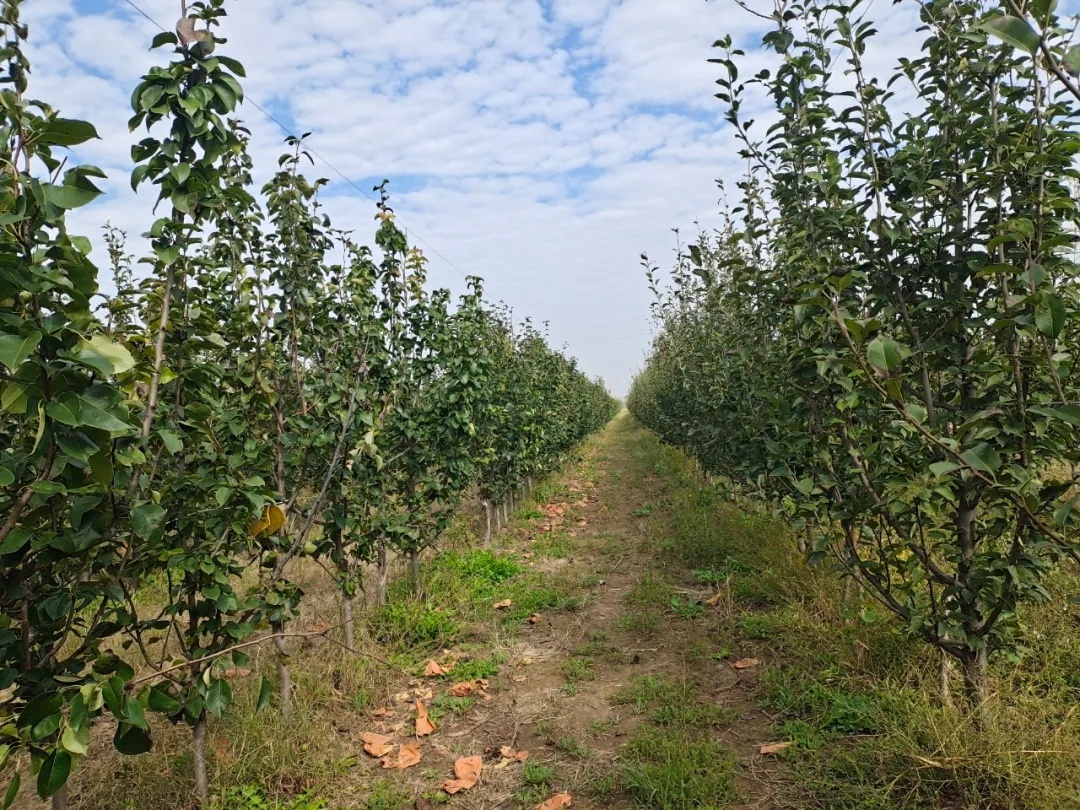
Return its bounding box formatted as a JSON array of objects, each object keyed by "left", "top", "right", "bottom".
[
  {"left": 759, "top": 741, "right": 793, "bottom": 755},
  {"left": 393, "top": 690, "right": 412, "bottom": 703},
  {"left": 424, "top": 660, "right": 448, "bottom": 677},
  {"left": 415, "top": 700, "right": 436, "bottom": 737},
  {"left": 442, "top": 755, "right": 482, "bottom": 794},
  {"left": 537, "top": 792, "right": 572, "bottom": 809},
  {"left": 221, "top": 667, "right": 251, "bottom": 678},
  {"left": 577, "top": 519, "right": 588, "bottom": 526},
  {"left": 414, "top": 687, "right": 433, "bottom": 701},
  {"left": 311, "top": 622, "right": 330, "bottom": 633},
  {"left": 449, "top": 681, "right": 477, "bottom": 697},
  {"left": 360, "top": 732, "right": 395, "bottom": 758},
  {"left": 372, "top": 706, "right": 395, "bottom": 718},
  {"left": 493, "top": 599, "right": 513, "bottom": 610},
  {"left": 497, "top": 746, "right": 529, "bottom": 764},
  {"left": 383, "top": 740, "right": 422, "bottom": 769},
  {"left": 391, "top": 722, "right": 406, "bottom": 734},
  {"left": 512, "top": 675, "right": 527, "bottom": 683},
  {"left": 705, "top": 592, "right": 724, "bottom": 607},
  {"left": 732, "top": 658, "right": 760, "bottom": 670}
]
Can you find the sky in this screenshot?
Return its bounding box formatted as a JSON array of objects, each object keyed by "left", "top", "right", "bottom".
[{"left": 25, "top": 0, "right": 927, "bottom": 396}]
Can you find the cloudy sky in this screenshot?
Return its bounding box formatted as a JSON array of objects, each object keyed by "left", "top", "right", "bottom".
[{"left": 26, "top": 0, "right": 925, "bottom": 395}]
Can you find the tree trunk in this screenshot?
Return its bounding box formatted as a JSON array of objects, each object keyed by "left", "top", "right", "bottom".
[
  {"left": 509, "top": 490, "right": 515, "bottom": 514},
  {"left": 410, "top": 549, "right": 420, "bottom": 594},
  {"left": 939, "top": 649, "right": 954, "bottom": 709},
  {"left": 192, "top": 711, "right": 209, "bottom": 804},
  {"left": 375, "top": 538, "right": 388, "bottom": 606},
  {"left": 526, "top": 476, "right": 533, "bottom": 499},
  {"left": 272, "top": 620, "right": 292, "bottom": 720},
  {"left": 495, "top": 503, "right": 502, "bottom": 533},
  {"left": 51, "top": 785, "right": 69, "bottom": 810},
  {"left": 483, "top": 500, "right": 492, "bottom": 548},
  {"left": 342, "top": 593, "right": 355, "bottom": 650},
  {"left": 961, "top": 647, "right": 990, "bottom": 724},
  {"left": 841, "top": 575, "right": 854, "bottom": 608}
]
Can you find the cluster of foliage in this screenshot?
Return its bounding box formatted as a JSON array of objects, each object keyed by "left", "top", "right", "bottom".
[
  {"left": 629, "top": 0, "right": 1080, "bottom": 716},
  {"left": 0, "top": 0, "right": 616, "bottom": 806}
]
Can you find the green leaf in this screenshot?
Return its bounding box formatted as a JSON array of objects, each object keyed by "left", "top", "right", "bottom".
[
  {"left": 113, "top": 724, "right": 152, "bottom": 756},
  {"left": 0, "top": 467, "right": 13, "bottom": 487},
  {"left": 60, "top": 725, "right": 90, "bottom": 756},
  {"left": 158, "top": 429, "right": 183, "bottom": 454},
  {"left": 47, "top": 392, "right": 131, "bottom": 434},
  {"left": 150, "top": 31, "right": 179, "bottom": 49},
  {"left": 3, "top": 772, "right": 19, "bottom": 810},
  {"left": 0, "top": 528, "right": 30, "bottom": 555},
  {"left": 35, "top": 750, "right": 71, "bottom": 799},
  {"left": 146, "top": 684, "right": 181, "bottom": 715},
  {"left": 0, "top": 331, "right": 42, "bottom": 372},
  {"left": 1035, "top": 293, "right": 1066, "bottom": 338},
  {"left": 1029, "top": 404, "right": 1080, "bottom": 427},
  {"left": 204, "top": 678, "right": 233, "bottom": 718},
  {"left": 960, "top": 443, "right": 1001, "bottom": 476},
  {"left": 42, "top": 181, "right": 101, "bottom": 210},
  {"left": 256, "top": 676, "right": 271, "bottom": 713},
  {"left": 36, "top": 118, "right": 99, "bottom": 147},
  {"left": 929, "top": 461, "right": 961, "bottom": 477},
  {"left": 866, "top": 336, "right": 902, "bottom": 373},
  {"left": 71, "top": 335, "right": 137, "bottom": 376},
  {"left": 1065, "top": 45, "right": 1080, "bottom": 75},
  {"left": 131, "top": 503, "right": 166, "bottom": 541},
  {"left": 982, "top": 15, "right": 1041, "bottom": 54}
]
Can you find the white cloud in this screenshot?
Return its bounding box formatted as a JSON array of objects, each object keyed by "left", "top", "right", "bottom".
[{"left": 20, "top": 0, "right": 934, "bottom": 395}]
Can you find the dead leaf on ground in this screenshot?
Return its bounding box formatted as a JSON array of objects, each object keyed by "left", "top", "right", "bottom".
[
  {"left": 311, "top": 621, "right": 330, "bottom": 634},
  {"left": 493, "top": 599, "right": 513, "bottom": 610},
  {"left": 732, "top": 657, "right": 760, "bottom": 670},
  {"left": 442, "top": 755, "right": 482, "bottom": 794},
  {"left": 495, "top": 746, "right": 529, "bottom": 768},
  {"left": 537, "top": 792, "right": 572, "bottom": 809},
  {"left": 759, "top": 741, "right": 793, "bottom": 755},
  {"left": 221, "top": 667, "right": 251, "bottom": 678},
  {"left": 372, "top": 706, "right": 395, "bottom": 718},
  {"left": 424, "top": 660, "right": 448, "bottom": 677},
  {"left": 383, "top": 740, "right": 422, "bottom": 769},
  {"left": 449, "top": 681, "right": 478, "bottom": 697},
  {"left": 528, "top": 614, "right": 541, "bottom": 624},
  {"left": 393, "top": 690, "right": 412, "bottom": 703},
  {"left": 415, "top": 700, "right": 436, "bottom": 736},
  {"left": 360, "top": 732, "right": 395, "bottom": 758},
  {"left": 414, "top": 686, "right": 433, "bottom": 701},
  {"left": 705, "top": 591, "right": 724, "bottom": 607},
  {"left": 577, "top": 519, "right": 588, "bottom": 526}
]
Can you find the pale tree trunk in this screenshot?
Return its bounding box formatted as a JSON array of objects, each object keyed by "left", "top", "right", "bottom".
[
  {"left": 375, "top": 538, "right": 389, "bottom": 606},
  {"left": 939, "top": 648, "right": 954, "bottom": 709},
  {"left": 482, "top": 500, "right": 492, "bottom": 547},
  {"left": 842, "top": 575, "right": 854, "bottom": 608},
  {"left": 509, "top": 489, "right": 515, "bottom": 513},
  {"left": 272, "top": 620, "right": 292, "bottom": 720},
  {"left": 495, "top": 503, "right": 502, "bottom": 533},
  {"left": 961, "top": 647, "right": 990, "bottom": 725},
  {"left": 525, "top": 476, "right": 533, "bottom": 499},
  {"left": 342, "top": 594, "right": 355, "bottom": 650},
  {"left": 51, "top": 785, "right": 69, "bottom": 810},
  {"left": 192, "top": 711, "right": 209, "bottom": 804},
  {"left": 410, "top": 549, "right": 421, "bottom": 594}
]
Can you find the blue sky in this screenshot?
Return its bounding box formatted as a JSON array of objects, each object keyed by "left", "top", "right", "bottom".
[{"left": 25, "top": 0, "right": 928, "bottom": 395}]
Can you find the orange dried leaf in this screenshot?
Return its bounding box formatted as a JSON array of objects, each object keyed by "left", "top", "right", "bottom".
[
  {"left": 221, "top": 667, "right": 251, "bottom": 678},
  {"left": 442, "top": 755, "right": 482, "bottom": 794},
  {"left": 383, "top": 740, "right": 422, "bottom": 769},
  {"left": 372, "top": 706, "right": 395, "bottom": 718},
  {"left": 759, "top": 741, "right": 793, "bottom": 755},
  {"left": 424, "top": 660, "right": 447, "bottom": 677},
  {"left": 449, "top": 681, "right": 477, "bottom": 697},
  {"left": 537, "top": 792, "right": 572, "bottom": 809},
  {"left": 393, "top": 690, "right": 412, "bottom": 703},
  {"left": 732, "top": 658, "right": 760, "bottom": 670},
  {"left": 360, "top": 732, "right": 395, "bottom": 758},
  {"left": 705, "top": 591, "right": 724, "bottom": 607},
  {"left": 493, "top": 599, "right": 513, "bottom": 610},
  {"left": 415, "top": 700, "right": 436, "bottom": 737},
  {"left": 499, "top": 745, "right": 529, "bottom": 762}
]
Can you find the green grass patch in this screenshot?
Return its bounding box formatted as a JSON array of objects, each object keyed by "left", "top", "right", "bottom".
[{"left": 621, "top": 727, "right": 738, "bottom": 809}]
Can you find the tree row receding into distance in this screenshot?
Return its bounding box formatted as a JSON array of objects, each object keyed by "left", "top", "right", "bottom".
[
  {"left": 0, "top": 1, "right": 618, "bottom": 806},
  {"left": 629, "top": 0, "right": 1080, "bottom": 720}
]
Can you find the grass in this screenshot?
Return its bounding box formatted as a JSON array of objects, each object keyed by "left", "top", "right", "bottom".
[
  {"left": 562, "top": 655, "right": 595, "bottom": 682},
  {"left": 621, "top": 728, "right": 738, "bottom": 809}
]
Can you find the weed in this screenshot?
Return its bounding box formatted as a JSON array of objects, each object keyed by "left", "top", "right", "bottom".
[
  {"left": 555, "top": 736, "right": 591, "bottom": 758},
  {"left": 668, "top": 595, "right": 704, "bottom": 620},
  {"left": 366, "top": 779, "right": 412, "bottom": 810},
  {"left": 370, "top": 602, "right": 460, "bottom": 649},
  {"left": 616, "top": 610, "right": 660, "bottom": 635},
  {"left": 625, "top": 574, "right": 671, "bottom": 608},
  {"left": 621, "top": 727, "right": 738, "bottom": 809},
  {"left": 562, "top": 656, "right": 595, "bottom": 682},
  {"left": 450, "top": 652, "right": 505, "bottom": 681},
  {"left": 587, "top": 717, "right": 617, "bottom": 735},
  {"left": 212, "top": 787, "right": 328, "bottom": 810},
  {"left": 522, "top": 760, "right": 557, "bottom": 787}
]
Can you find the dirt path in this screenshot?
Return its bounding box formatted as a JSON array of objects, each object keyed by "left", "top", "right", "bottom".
[{"left": 424, "top": 414, "right": 784, "bottom": 809}]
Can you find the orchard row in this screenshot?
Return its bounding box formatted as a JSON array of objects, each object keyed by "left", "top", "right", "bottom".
[
  {"left": 630, "top": 0, "right": 1080, "bottom": 719},
  {"left": 0, "top": 1, "right": 617, "bottom": 806}
]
